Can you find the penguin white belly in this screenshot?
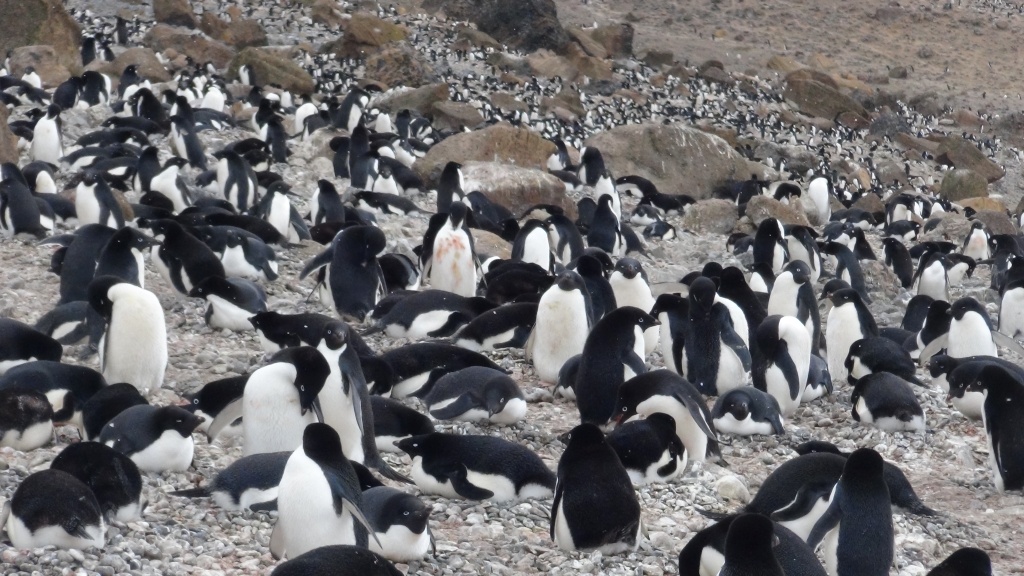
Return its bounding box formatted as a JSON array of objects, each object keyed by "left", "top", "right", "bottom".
[
  {"left": 221, "top": 246, "right": 258, "bottom": 279},
  {"left": 632, "top": 447, "right": 682, "bottom": 485},
  {"left": 430, "top": 229, "right": 477, "bottom": 297},
  {"left": 552, "top": 498, "right": 576, "bottom": 551},
  {"left": 766, "top": 364, "right": 800, "bottom": 416},
  {"left": 268, "top": 196, "right": 296, "bottom": 243},
  {"left": 391, "top": 372, "right": 431, "bottom": 399},
  {"left": 31, "top": 122, "right": 62, "bottom": 165},
  {"left": 748, "top": 273, "right": 768, "bottom": 293},
  {"left": 390, "top": 310, "right": 457, "bottom": 340},
  {"left": 206, "top": 295, "right": 257, "bottom": 331},
  {"left": 521, "top": 231, "right": 551, "bottom": 270},
  {"left": 371, "top": 524, "right": 431, "bottom": 562},
  {"left": 151, "top": 247, "right": 175, "bottom": 289},
  {"left": 713, "top": 412, "right": 774, "bottom": 436},
  {"left": 778, "top": 496, "right": 832, "bottom": 542},
  {"left": 112, "top": 500, "right": 143, "bottom": 522},
  {"left": 822, "top": 526, "right": 840, "bottom": 576},
  {"left": 636, "top": 396, "right": 709, "bottom": 463},
  {"left": 716, "top": 296, "right": 749, "bottom": 346},
  {"left": 128, "top": 429, "right": 195, "bottom": 472},
  {"left": 952, "top": 392, "right": 985, "bottom": 421},
  {"left": 999, "top": 289, "right": 1024, "bottom": 338},
  {"left": 965, "top": 233, "right": 990, "bottom": 260},
  {"left": 319, "top": 370, "right": 365, "bottom": 463},
  {"left": 236, "top": 486, "right": 280, "bottom": 512},
  {"left": 916, "top": 266, "right": 947, "bottom": 301},
  {"left": 409, "top": 455, "right": 459, "bottom": 498},
  {"left": 456, "top": 327, "right": 516, "bottom": 352},
  {"left": 103, "top": 293, "right": 167, "bottom": 395},
  {"left": 256, "top": 331, "right": 284, "bottom": 355},
  {"left": 75, "top": 194, "right": 101, "bottom": 227},
  {"left": 243, "top": 365, "right": 318, "bottom": 456},
  {"left": 464, "top": 470, "right": 518, "bottom": 502},
  {"left": 530, "top": 292, "right": 589, "bottom": 383},
  {"left": 714, "top": 347, "right": 749, "bottom": 395},
  {"left": 490, "top": 397, "right": 527, "bottom": 425},
  {"left": 1, "top": 420, "right": 53, "bottom": 451},
  {"left": 699, "top": 547, "right": 725, "bottom": 576},
  {"left": 7, "top": 515, "right": 105, "bottom": 550},
  {"left": 825, "top": 306, "right": 862, "bottom": 383},
  {"left": 277, "top": 452, "right": 356, "bottom": 558},
  {"left": 948, "top": 316, "right": 997, "bottom": 358}
]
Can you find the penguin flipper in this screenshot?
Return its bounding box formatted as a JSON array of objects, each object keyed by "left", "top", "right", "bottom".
[
  {"left": 991, "top": 330, "right": 1024, "bottom": 358},
  {"left": 671, "top": 332, "right": 685, "bottom": 374},
  {"left": 248, "top": 498, "right": 278, "bottom": 512},
  {"left": 299, "top": 247, "right": 334, "bottom": 280},
  {"left": 805, "top": 491, "right": 843, "bottom": 550},
  {"left": 524, "top": 327, "right": 537, "bottom": 361},
  {"left": 341, "top": 498, "right": 383, "bottom": 549},
  {"left": 170, "top": 487, "right": 211, "bottom": 498},
  {"left": 670, "top": 382, "right": 719, "bottom": 443},
  {"left": 426, "top": 312, "right": 471, "bottom": 338},
  {"left": 288, "top": 205, "right": 311, "bottom": 241},
  {"left": 549, "top": 484, "right": 563, "bottom": 541},
  {"left": 269, "top": 521, "right": 285, "bottom": 560},
  {"left": 429, "top": 393, "right": 481, "bottom": 421},
  {"left": 206, "top": 398, "right": 244, "bottom": 443},
  {"left": 449, "top": 465, "right": 494, "bottom": 500},
  {"left": 769, "top": 413, "right": 786, "bottom": 435},
  {"left": 622, "top": 349, "right": 647, "bottom": 379},
  {"left": 918, "top": 333, "right": 949, "bottom": 366},
  {"left": 770, "top": 481, "right": 833, "bottom": 522}
]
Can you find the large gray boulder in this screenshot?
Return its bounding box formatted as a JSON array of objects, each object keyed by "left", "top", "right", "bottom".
[
  {"left": 584, "top": 123, "right": 770, "bottom": 200},
  {"left": 422, "top": 0, "right": 571, "bottom": 53}
]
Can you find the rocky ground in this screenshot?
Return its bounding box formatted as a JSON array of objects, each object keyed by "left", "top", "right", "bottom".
[{"left": 2, "top": 0, "right": 1024, "bottom": 575}]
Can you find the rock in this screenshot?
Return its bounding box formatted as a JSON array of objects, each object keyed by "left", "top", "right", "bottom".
[
  {"left": 715, "top": 475, "right": 750, "bottom": 503},
  {"left": 784, "top": 77, "right": 867, "bottom": 121},
  {"left": 745, "top": 195, "right": 811, "bottom": 227},
  {"left": 583, "top": 123, "right": 770, "bottom": 200},
  {"left": 0, "top": 0, "right": 82, "bottom": 77},
  {"left": 335, "top": 12, "right": 407, "bottom": 58},
  {"left": 6, "top": 45, "right": 71, "bottom": 87},
  {"left": 952, "top": 109, "right": 983, "bottom": 128},
  {"left": 894, "top": 132, "right": 940, "bottom": 155},
  {"left": 144, "top": 24, "right": 234, "bottom": 70},
  {"left": 564, "top": 43, "right": 613, "bottom": 80},
  {"left": 453, "top": 25, "right": 502, "bottom": 51},
  {"left": 643, "top": 50, "right": 675, "bottom": 68},
  {"left": 682, "top": 199, "right": 738, "bottom": 234},
  {"left": 228, "top": 47, "right": 315, "bottom": 94},
  {"left": 935, "top": 136, "right": 1005, "bottom": 183},
  {"left": 566, "top": 27, "right": 607, "bottom": 59},
  {"left": 939, "top": 169, "right": 988, "bottom": 202},
  {"left": 199, "top": 13, "right": 266, "bottom": 49},
  {"left": 311, "top": 0, "right": 347, "bottom": 27},
  {"left": 364, "top": 43, "right": 438, "bottom": 88},
  {"left": 373, "top": 83, "right": 449, "bottom": 114},
  {"left": 807, "top": 53, "right": 837, "bottom": 70},
  {"left": 461, "top": 162, "right": 574, "bottom": 218},
  {"left": 785, "top": 68, "right": 839, "bottom": 90},
  {"left": 851, "top": 191, "right": 887, "bottom": 216},
  {"left": 917, "top": 46, "right": 934, "bottom": 59},
  {"left": 473, "top": 230, "right": 512, "bottom": 260},
  {"left": 969, "top": 210, "right": 1016, "bottom": 235},
  {"left": 489, "top": 92, "right": 528, "bottom": 113},
  {"left": 957, "top": 197, "right": 1007, "bottom": 214},
  {"left": 416, "top": 123, "right": 555, "bottom": 184},
  {"left": 590, "top": 23, "right": 633, "bottom": 58},
  {"left": 527, "top": 50, "right": 578, "bottom": 79},
  {"left": 0, "top": 106, "right": 18, "bottom": 165},
  {"left": 868, "top": 113, "right": 910, "bottom": 137},
  {"left": 888, "top": 66, "right": 909, "bottom": 79},
  {"left": 921, "top": 212, "right": 971, "bottom": 244},
  {"left": 89, "top": 47, "right": 172, "bottom": 83},
  {"left": 153, "top": 0, "right": 196, "bottom": 28},
  {"left": 698, "top": 65, "right": 731, "bottom": 84},
  {"left": 422, "top": 0, "right": 571, "bottom": 53},
  {"left": 766, "top": 55, "right": 803, "bottom": 74},
  {"left": 430, "top": 101, "right": 485, "bottom": 131}
]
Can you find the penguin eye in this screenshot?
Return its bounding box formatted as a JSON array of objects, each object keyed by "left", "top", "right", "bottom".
[
  {"left": 193, "top": 399, "right": 199, "bottom": 404},
  {"left": 621, "top": 406, "right": 627, "bottom": 412},
  {"left": 499, "top": 397, "right": 505, "bottom": 403},
  {"left": 403, "top": 511, "right": 410, "bottom": 516},
  {"left": 177, "top": 419, "right": 183, "bottom": 423},
  {"left": 300, "top": 385, "right": 305, "bottom": 392}
]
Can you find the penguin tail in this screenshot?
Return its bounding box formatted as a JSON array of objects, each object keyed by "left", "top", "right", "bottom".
[
  {"left": 906, "top": 374, "right": 927, "bottom": 387},
  {"left": 373, "top": 457, "right": 413, "bottom": 484},
  {"left": 694, "top": 506, "right": 732, "bottom": 520},
  {"left": 170, "top": 487, "right": 210, "bottom": 498},
  {"left": 360, "top": 323, "right": 385, "bottom": 337},
  {"left": 907, "top": 500, "right": 938, "bottom": 516}
]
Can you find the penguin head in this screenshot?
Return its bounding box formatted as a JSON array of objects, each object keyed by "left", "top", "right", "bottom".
[
  {"left": 841, "top": 448, "right": 884, "bottom": 483},
  {"left": 782, "top": 260, "right": 811, "bottom": 285},
  {"left": 554, "top": 270, "right": 587, "bottom": 293},
  {"left": 724, "top": 514, "right": 780, "bottom": 565},
  {"left": 87, "top": 275, "right": 127, "bottom": 320},
  {"left": 155, "top": 405, "right": 204, "bottom": 438},
  {"left": 377, "top": 490, "right": 431, "bottom": 532},
  {"left": 949, "top": 297, "right": 988, "bottom": 323},
  {"left": 926, "top": 354, "right": 956, "bottom": 379},
  {"left": 612, "top": 257, "right": 644, "bottom": 281},
  {"left": 844, "top": 338, "right": 866, "bottom": 371},
  {"left": 560, "top": 422, "right": 605, "bottom": 454},
  {"left": 818, "top": 280, "right": 852, "bottom": 302},
  {"left": 719, "top": 389, "right": 752, "bottom": 421},
  {"left": 301, "top": 422, "right": 345, "bottom": 463},
  {"left": 446, "top": 202, "right": 469, "bottom": 230},
  {"left": 649, "top": 293, "right": 686, "bottom": 319},
  {"left": 45, "top": 103, "right": 62, "bottom": 120},
  {"left": 113, "top": 226, "right": 160, "bottom": 252},
  {"left": 614, "top": 306, "right": 659, "bottom": 331},
  {"left": 318, "top": 320, "right": 349, "bottom": 352},
  {"left": 270, "top": 346, "right": 329, "bottom": 419},
  {"left": 576, "top": 247, "right": 614, "bottom": 275},
  {"left": 395, "top": 432, "right": 437, "bottom": 457},
  {"left": 188, "top": 275, "right": 232, "bottom": 300},
  {"left": 439, "top": 161, "right": 464, "bottom": 194},
  {"left": 482, "top": 380, "right": 512, "bottom": 416},
  {"left": 688, "top": 276, "right": 718, "bottom": 313}
]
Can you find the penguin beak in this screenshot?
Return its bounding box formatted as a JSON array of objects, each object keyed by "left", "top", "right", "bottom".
[
  {"left": 556, "top": 430, "right": 573, "bottom": 444},
  {"left": 306, "top": 396, "right": 325, "bottom": 423}
]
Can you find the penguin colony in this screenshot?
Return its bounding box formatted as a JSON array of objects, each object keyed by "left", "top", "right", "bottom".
[{"left": 0, "top": 1, "right": 1020, "bottom": 575}]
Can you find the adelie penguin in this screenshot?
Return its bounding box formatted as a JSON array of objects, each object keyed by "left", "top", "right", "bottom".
[
  {"left": 609, "top": 257, "right": 658, "bottom": 353},
  {"left": 89, "top": 276, "right": 167, "bottom": 396},
  {"left": 99, "top": 404, "right": 204, "bottom": 473},
  {"left": 171, "top": 452, "right": 290, "bottom": 512},
  {"left": 767, "top": 260, "right": 821, "bottom": 349},
  {"left": 189, "top": 275, "right": 267, "bottom": 332},
  {"left": 424, "top": 366, "right": 527, "bottom": 425},
  {"left": 50, "top": 441, "right": 145, "bottom": 521},
  {"left": 753, "top": 217, "right": 789, "bottom": 274},
  {"left": 851, "top": 373, "right": 926, "bottom": 433},
  {"left": 272, "top": 424, "right": 378, "bottom": 560},
  {"left": 370, "top": 395, "right": 435, "bottom": 453},
  {"left": 551, "top": 423, "right": 641, "bottom": 554},
  {"left": 824, "top": 288, "right": 877, "bottom": 385},
  {"left": 719, "top": 514, "right": 787, "bottom": 576},
  {"left": 711, "top": 387, "right": 786, "bottom": 436},
  {"left": 271, "top": 545, "right": 402, "bottom": 576},
  {"left": 807, "top": 449, "right": 894, "bottom": 576},
  {"left": 452, "top": 301, "right": 537, "bottom": 352},
  {"left": 926, "top": 547, "right": 992, "bottom": 576},
  {"left": 396, "top": 432, "right": 555, "bottom": 502},
  {"left": 301, "top": 225, "right": 387, "bottom": 322},
  {"left": 254, "top": 182, "right": 310, "bottom": 244},
  {"left": 373, "top": 342, "right": 504, "bottom": 398},
  {"left": 947, "top": 364, "right": 1024, "bottom": 491},
  {"left": 0, "top": 388, "right": 56, "bottom": 451},
  {"left": 0, "top": 318, "right": 62, "bottom": 375},
  {"left": 362, "top": 486, "right": 434, "bottom": 562},
  {"left": 1, "top": 469, "right": 105, "bottom": 550},
  {"left": 240, "top": 346, "right": 329, "bottom": 456},
  {"left": 678, "top": 514, "right": 826, "bottom": 576},
  {"left": 142, "top": 218, "right": 226, "bottom": 295},
  {"left": 526, "top": 271, "right": 593, "bottom": 383},
  {"left": 369, "top": 290, "right": 495, "bottom": 341},
  {"left": 80, "top": 383, "right": 148, "bottom": 442},
  {"left": 845, "top": 336, "right": 922, "bottom": 385},
  {"left": 683, "top": 277, "right": 752, "bottom": 396},
  {"left": 423, "top": 202, "right": 478, "bottom": 297},
  {"left": 605, "top": 412, "right": 684, "bottom": 485},
  {"left": 752, "top": 314, "right": 811, "bottom": 416},
  {"left": 75, "top": 172, "right": 125, "bottom": 229}
]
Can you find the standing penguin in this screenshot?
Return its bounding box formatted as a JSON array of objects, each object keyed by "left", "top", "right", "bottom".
[
  {"left": 609, "top": 257, "right": 658, "bottom": 354},
  {"left": 948, "top": 364, "right": 1024, "bottom": 491},
  {"left": 511, "top": 219, "right": 554, "bottom": 271},
  {"left": 683, "top": 277, "right": 752, "bottom": 396},
  {"left": 300, "top": 225, "right": 386, "bottom": 322},
  {"left": 824, "top": 288, "right": 877, "bottom": 385},
  {"left": 88, "top": 276, "right": 167, "bottom": 395},
  {"left": 551, "top": 423, "right": 641, "bottom": 554},
  {"left": 881, "top": 237, "right": 914, "bottom": 289},
  {"left": 753, "top": 218, "right": 789, "bottom": 274},
  {"left": 99, "top": 404, "right": 203, "bottom": 473},
  {"left": 526, "top": 271, "right": 593, "bottom": 383},
  {"left": 424, "top": 203, "right": 477, "bottom": 297},
  {"left": 241, "top": 347, "right": 329, "bottom": 456},
  {"left": 962, "top": 221, "right": 991, "bottom": 261},
  {"left": 753, "top": 315, "right": 811, "bottom": 416},
  {"left": 586, "top": 194, "right": 624, "bottom": 256},
  {"left": 30, "top": 104, "right": 63, "bottom": 165},
  {"left": 1, "top": 469, "right": 105, "bottom": 550},
  {"left": 807, "top": 448, "right": 894, "bottom": 576},
  {"left": 575, "top": 307, "right": 659, "bottom": 427},
  {"left": 767, "top": 261, "right": 821, "bottom": 349},
  {"left": 719, "top": 514, "right": 786, "bottom": 576},
  {"left": 914, "top": 252, "right": 950, "bottom": 302},
  {"left": 271, "top": 423, "right": 377, "bottom": 560},
  {"left": 821, "top": 242, "right": 872, "bottom": 303},
  {"left": 255, "top": 182, "right": 310, "bottom": 244},
  {"left": 75, "top": 173, "right": 125, "bottom": 229},
  {"left": 95, "top": 226, "right": 159, "bottom": 289},
  {"left": 806, "top": 176, "right": 833, "bottom": 225},
  {"left": 142, "top": 218, "right": 226, "bottom": 294}
]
